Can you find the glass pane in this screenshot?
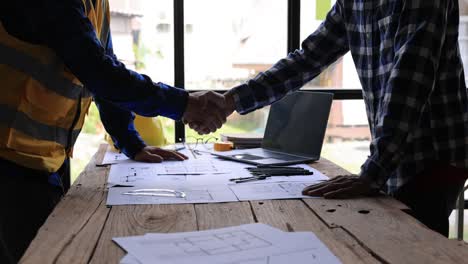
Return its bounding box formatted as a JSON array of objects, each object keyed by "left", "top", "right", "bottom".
[
  {"left": 184, "top": 0, "right": 287, "bottom": 91},
  {"left": 322, "top": 101, "right": 370, "bottom": 174},
  {"left": 72, "top": 0, "right": 174, "bottom": 181},
  {"left": 184, "top": 0, "right": 287, "bottom": 141},
  {"left": 299, "top": 0, "right": 368, "bottom": 173},
  {"left": 301, "top": 0, "right": 360, "bottom": 89}
]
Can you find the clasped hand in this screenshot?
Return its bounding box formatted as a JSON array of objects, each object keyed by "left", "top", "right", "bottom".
[{"left": 182, "top": 91, "right": 235, "bottom": 135}]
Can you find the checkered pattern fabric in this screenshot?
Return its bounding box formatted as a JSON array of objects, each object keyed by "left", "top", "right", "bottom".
[{"left": 230, "top": 0, "right": 468, "bottom": 193}]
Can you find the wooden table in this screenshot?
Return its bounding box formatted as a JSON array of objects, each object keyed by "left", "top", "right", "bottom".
[{"left": 20, "top": 145, "right": 468, "bottom": 264}]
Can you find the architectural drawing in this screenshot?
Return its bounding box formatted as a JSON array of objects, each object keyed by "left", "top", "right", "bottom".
[
  {"left": 106, "top": 185, "right": 238, "bottom": 205},
  {"left": 229, "top": 182, "right": 315, "bottom": 201},
  {"left": 142, "top": 230, "right": 272, "bottom": 257}
]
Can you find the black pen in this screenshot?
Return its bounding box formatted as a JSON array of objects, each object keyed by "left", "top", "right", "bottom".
[
  {"left": 231, "top": 176, "right": 270, "bottom": 183},
  {"left": 250, "top": 171, "right": 313, "bottom": 176}
]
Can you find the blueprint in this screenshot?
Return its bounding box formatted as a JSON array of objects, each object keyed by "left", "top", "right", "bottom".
[
  {"left": 107, "top": 159, "right": 239, "bottom": 186},
  {"left": 229, "top": 182, "right": 319, "bottom": 201},
  {"left": 106, "top": 184, "right": 238, "bottom": 205},
  {"left": 114, "top": 224, "right": 341, "bottom": 264}
]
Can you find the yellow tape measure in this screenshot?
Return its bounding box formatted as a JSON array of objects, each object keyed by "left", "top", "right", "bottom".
[{"left": 214, "top": 142, "right": 233, "bottom": 151}]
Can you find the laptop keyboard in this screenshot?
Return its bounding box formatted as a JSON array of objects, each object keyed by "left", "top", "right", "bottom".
[{"left": 262, "top": 150, "right": 304, "bottom": 161}]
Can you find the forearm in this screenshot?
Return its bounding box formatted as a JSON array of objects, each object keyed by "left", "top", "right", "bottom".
[
  {"left": 41, "top": 0, "right": 188, "bottom": 120},
  {"left": 95, "top": 97, "right": 146, "bottom": 159}
]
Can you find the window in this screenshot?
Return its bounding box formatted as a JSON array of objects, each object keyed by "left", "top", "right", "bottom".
[
  {"left": 72, "top": 0, "right": 175, "bottom": 181},
  {"left": 181, "top": 0, "right": 288, "bottom": 143},
  {"left": 297, "top": 0, "right": 369, "bottom": 174},
  {"left": 156, "top": 23, "right": 171, "bottom": 33},
  {"left": 450, "top": 1, "right": 468, "bottom": 241}
]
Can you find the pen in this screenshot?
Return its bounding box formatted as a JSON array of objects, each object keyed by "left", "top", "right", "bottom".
[
  {"left": 250, "top": 171, "right": 313, "bottom": 176},
  {"left": 247, "top": 167, "right": 311, "bottom": 172},
  {"left": 254, "top": 165, "right": 307, "bottom": 169},
  {"left": 231, "top": 176, "right": 270, "bottom": 183}
]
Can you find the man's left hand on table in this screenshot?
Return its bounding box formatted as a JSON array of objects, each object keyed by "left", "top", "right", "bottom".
[{"left": 134, "top": 146, "right": 188, "bottom": 163}]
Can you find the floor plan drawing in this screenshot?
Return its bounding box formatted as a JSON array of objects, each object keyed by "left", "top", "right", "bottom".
[
  {"left": 107, "top": 185, "right": 238, "bottom": 205},
  {"left": 107, "top": 160, "right": 233, "bottom": 186},
  {"left": 229, "top": 182, "right": 315, "bottom": 201},
  {"left": 143, "top": 230, "right": 272, "bottom": 258},
  {"left": 101, "top": 146, "right": 129, "bottom": 165}
]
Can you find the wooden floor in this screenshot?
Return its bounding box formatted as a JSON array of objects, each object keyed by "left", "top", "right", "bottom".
[{"left": 20, "top": 144, "right": 468, "bottom": 264}]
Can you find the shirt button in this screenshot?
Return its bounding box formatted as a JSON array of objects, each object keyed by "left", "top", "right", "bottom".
[{"left": 366, "top": 33, "right": 371, "bottom": 39}]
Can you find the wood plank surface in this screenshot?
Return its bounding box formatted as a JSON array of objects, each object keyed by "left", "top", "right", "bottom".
[
  {"left": 251, "top": 199, "right": 379, "bottom": 264},
  {"left": 21, "top": 146, "right": 467, "bottom": 264},
  {"left": 309, "top": 159, "right": 409, "bottom": 211},
  {"left": 20, "top": 144, "right": 110, "bottom": 264},
  {"left": 90, "top": 204, "right": 197, "bottom": 264},
  {"left": 195, "top": 202, "right": 255, "bottom": 230},
  {"left": 309, "top": 158, "right": 351, "bottom": 178},
  {"left": 304, "top": 198, "right": 468, "bottom": 264}
]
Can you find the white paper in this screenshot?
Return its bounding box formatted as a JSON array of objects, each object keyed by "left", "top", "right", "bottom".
[
  {"left": 101, "top": 145, "right": 130, "bottom": 165},
  {"left": 100, "top": 143, "right": 213, "bottom": 166},
  {"left": 229, "top": 182, "right": 319, "bottom": 201},
  {"left": 223, "top": 248, "right": 341, "bottom": 264},
  {"left": 114, "top": 224, "right": 341, "bottom": 264},
  {"left": 107, "top": 159, "right": 240, "bottom": 187},
  {"left": 114, "top": 224, "right": 295, "bottom": 264},
  {"left": 106, "top": 184, "right": 239, "bottom": 205},
  {"left": 226, "top": 164, "right": 329, "bottom": 184},
  {"left": 120, "top": 254, "right": 141, "bottom": 264},
  {"left": 108, "top": 157, "right": 327, "bottom": 187}
]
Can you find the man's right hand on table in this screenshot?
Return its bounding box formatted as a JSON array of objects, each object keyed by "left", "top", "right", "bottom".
[{"left": 302, "top": 175, "right": 380, "bottom": 199}]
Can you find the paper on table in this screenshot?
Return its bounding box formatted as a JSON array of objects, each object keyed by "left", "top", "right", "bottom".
[
  {"left": 226, "top": 164, "right": 329, "bottom": 185},
  {"left": 100, "top": 145, "right": 129, "bottom": 165},
  {"left": 113, "top": 224, "right": 286, "bottom": 264},
  {"left": 113, "top": 224, "right": 341, "bottom": 264},
  {"left": 120, "top": 254, "right": 141, "bottom": 264},
  {"left": 119, "top": 240, "right": 340, "bottom": 264},
  {"left": 229, "top": 181, "right": 319, "bottom": 201},
  {"left": 107, "top": 159, "right": 242, "bottom": 187},
  {"left": 223, "top": 247, "right": 341, "bottom": 264},
  {"left": 100, "top": 143, "right": 212, "bottom": 166},
  {"left": 106, "top": 184, "right": 238, "bottom": 206}
]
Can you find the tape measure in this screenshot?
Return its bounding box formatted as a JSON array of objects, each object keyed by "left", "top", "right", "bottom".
[{"left": 214, "top": 142, "right": 234, "bottom": 151}]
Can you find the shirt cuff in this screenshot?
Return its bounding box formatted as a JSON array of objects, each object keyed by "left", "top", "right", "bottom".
[
  {"left": 154, "top": 82, "right": 189, "bottom": 120},
  {"left": 119, "top": 139, "right": 147, "bottom": 159},
  {"left": 359, "top": 158, "right": 390, "bottom": 189},
  {"left": 111, "top": 130, "right": 147, "bottom": 159},
  {"left": 229, "top": 83, "right": 258, "bottom": 115}
]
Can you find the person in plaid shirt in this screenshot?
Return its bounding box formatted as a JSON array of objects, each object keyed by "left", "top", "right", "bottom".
[{"left": 222, "top": 0, "right": 468, "bottom": 236}]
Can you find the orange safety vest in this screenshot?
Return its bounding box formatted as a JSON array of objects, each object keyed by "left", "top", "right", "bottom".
[{"left": 0, "top": 0, "right": 110, "bottom": 172}]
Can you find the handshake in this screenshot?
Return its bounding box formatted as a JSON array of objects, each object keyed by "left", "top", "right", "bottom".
[{"left": 182, "top": 91, "right": 236, "bottom": 134}]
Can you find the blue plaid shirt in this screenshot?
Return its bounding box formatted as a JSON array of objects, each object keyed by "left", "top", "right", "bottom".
[{"left": 230, "top": 0, "right": 468, "bottom": 193}]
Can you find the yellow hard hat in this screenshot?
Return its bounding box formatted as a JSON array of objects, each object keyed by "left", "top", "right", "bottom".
[{"left": 106, "top": 115, "right": 167, "bottom": 151}]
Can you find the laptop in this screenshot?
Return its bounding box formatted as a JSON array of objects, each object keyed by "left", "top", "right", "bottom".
[{"left": 212, "top": 91, "right": 333, "bottom": 165}]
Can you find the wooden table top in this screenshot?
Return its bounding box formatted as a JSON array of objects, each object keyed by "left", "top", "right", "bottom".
[{"left": 20, "top": 144, "right": 468, "bottom": 264}]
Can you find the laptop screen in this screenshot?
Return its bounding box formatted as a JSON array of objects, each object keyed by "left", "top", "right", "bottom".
[{"left": 262, "top": 91, "right": 333, "bottom": 158}]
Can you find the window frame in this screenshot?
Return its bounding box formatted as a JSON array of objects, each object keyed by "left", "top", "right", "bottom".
[{"left": 172, "top": 0, "right": 363, "bottom": 142}]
